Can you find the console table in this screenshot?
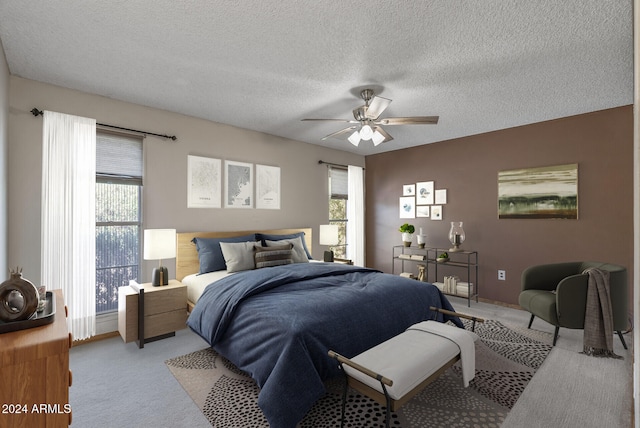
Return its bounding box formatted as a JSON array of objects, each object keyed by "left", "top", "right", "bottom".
[{"left": 392, "top": 245, "right": 479, "bottom": 306}]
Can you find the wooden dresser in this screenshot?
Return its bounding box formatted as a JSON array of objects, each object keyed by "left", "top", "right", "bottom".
[{"left": 0, "top": 289, "right": 72, "bottom": 428}]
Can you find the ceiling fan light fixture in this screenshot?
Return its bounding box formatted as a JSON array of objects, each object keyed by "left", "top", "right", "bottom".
[
  {"left": 348, "top": 130, "right": 361, "bottom": 146},
  {"left": 371, "top": 130, "right": 385, "bottom": 146},
  {"left": 359, "top": 125, "right": 374, "bottom": 140}
]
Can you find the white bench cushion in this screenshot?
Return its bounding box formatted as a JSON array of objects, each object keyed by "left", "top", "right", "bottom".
[{"left": 343, "top": 322, "right": 477, "bottom": 400}]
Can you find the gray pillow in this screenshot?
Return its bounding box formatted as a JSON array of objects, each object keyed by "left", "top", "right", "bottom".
[
  {"left": 219, "top": 241, "right": 257, "bottom": 272},
  {"left": 265, "top": 237, "right": 309, "bottom": 263}
]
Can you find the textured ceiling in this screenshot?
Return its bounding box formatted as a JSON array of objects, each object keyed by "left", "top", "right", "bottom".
[{"left": 0, "top": 1, "right": 633, "bottom": 156}]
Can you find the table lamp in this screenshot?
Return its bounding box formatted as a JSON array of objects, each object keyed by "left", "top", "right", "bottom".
[
  {"left": 319, "top": 224, "right": 339, "bottom": 262},
  {"left": 144, "top": 229, "right": 176, "bottom": 286}
]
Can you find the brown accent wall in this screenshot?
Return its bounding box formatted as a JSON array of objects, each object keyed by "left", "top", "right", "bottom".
[{"left": 365, "top": 106, "right": 634, "bottom": 306}]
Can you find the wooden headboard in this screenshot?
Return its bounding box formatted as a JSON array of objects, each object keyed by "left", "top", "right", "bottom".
[{"left": 176, "top": 228, "right": 313, "bottom": 281}]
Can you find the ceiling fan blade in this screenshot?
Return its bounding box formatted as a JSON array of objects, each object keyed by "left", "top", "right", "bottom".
[
  {"left": 374, "top": 126, "right": 394, "bottom": 143},
  {"left": 301, "top": 118, "right": 359, "bottom": 123},
  {"left": 321, "top": 126, "right": 358, "bottom": 141},
  {"left": 366, "top": 96, "right": 392, "bottom": 119},
  {"left": 377, "top": 116, "right": 439, "bottom": 125}
]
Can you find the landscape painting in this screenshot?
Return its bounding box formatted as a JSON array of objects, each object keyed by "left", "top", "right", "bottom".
[{"left": 498, "top": 163, "right": 578, "bottom": 219}]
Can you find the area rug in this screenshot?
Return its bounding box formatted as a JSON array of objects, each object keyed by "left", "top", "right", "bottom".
[{"left": 166, "top": 320, "right": 552, "bottom": 427}]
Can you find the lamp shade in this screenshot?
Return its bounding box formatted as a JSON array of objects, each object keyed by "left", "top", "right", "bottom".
[
  {"left": 359, "top": 124, "right": 374, "bottom": 140},
  {"left": 348, "top": 130, "right": 360, "bottom": 146},
  {"left": 143, "top": 229, "right": 176, "bottom": 260},
  {"left": 319, "top": 224, "right": 340, "bottom": 246}
]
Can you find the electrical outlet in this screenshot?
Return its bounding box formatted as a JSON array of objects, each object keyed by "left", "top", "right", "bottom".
[{"left": 498, "top": 270, "right": 506, "bottom": 281}]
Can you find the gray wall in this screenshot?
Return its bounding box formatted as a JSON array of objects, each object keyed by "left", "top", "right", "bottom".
[
  {"left": 8, "top": 76, "right": 364, "bottom": 284},
  {"left": 0, "top": 41, "right": 8, "bottom": 277},
  {"left": 365, "top": 106, "right": 634, "bottom": 307}
]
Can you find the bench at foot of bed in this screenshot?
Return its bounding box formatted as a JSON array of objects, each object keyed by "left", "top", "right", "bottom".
[{"left": 328, "top": 308, "right": 484, "bottom": 428}]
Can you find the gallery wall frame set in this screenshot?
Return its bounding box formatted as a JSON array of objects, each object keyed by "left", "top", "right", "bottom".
[
  {"left": 187, "top": 155, "right": 281, "bottom": 210},
  {"left": 400, "top": 180, "right": 447, "bottom": 220}
]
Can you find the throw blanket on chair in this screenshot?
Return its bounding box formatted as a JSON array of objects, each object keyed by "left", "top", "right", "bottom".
[{"left": 582, "top": 267, "right": 622, "bottom": 359}]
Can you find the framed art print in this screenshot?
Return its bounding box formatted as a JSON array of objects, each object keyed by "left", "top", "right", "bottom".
[
  {"left": 416, "top": 181, "right": 434, "bottom": 205},
  {"left": 399, "top": 196, "right": 415, "bottom": 218},
  {"left": 187, "top": 155, "right": 221, "bottom": 208},
  {"left": 256, "top": 164, "right": 281, "bottom": 209},
  {"left": 225, "top": 160, "right": 253, "bottom": 208}
]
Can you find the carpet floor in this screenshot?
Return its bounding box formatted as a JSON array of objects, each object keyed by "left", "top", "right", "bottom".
[{"left": 166, "top": 319, "right": 552, "bottom": 428}]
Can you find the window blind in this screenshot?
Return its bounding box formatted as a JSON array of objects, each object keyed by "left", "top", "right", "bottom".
[
  {"left": 329, "top": 166, "right": 348, "bottom": 199},
  {"left": 96, "top": 131, "right": 143, "bottom": 182}
]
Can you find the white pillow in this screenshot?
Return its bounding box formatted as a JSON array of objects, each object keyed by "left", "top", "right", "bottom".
[
  {"left": 265, "top": 237, "right": 309, "bottom": 263},
  {"left": 219, "top": 241, "right": 257, "bottom": 272}
]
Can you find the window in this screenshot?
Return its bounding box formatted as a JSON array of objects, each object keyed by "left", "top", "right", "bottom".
[
  {"left": 95, "top": 131, "right": 143, "bottom": 313},
  {"left": 328, "top": 166, "right": 348, "bottom": 258}
]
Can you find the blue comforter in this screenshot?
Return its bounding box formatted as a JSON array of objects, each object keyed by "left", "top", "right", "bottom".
[{"left": 187, "top": 263, "right": 461, "bottom": 428}]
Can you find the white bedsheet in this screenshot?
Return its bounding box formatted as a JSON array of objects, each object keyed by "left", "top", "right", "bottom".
[
  {"left": 182, "top": 270, "right": 234, "bottom": 304},
  {"left": 183, "top": 259, "right": 324, "bottom": 304}
]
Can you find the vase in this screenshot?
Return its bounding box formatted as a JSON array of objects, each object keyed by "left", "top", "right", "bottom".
[
  {"left": 448, "top": 222, "right": 465, "bottom": 252},
  {"left": 416, "top": 234, "right": 426, "bottom": 249},
  {"left": 0, "top": 268, "right": 39, "bottom": 322},
  {"left": 401, "top": 232, "right": 413, "bottom": 247}
]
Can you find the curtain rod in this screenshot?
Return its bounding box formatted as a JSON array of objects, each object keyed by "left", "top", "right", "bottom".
[
  {"left": 318, "top": 160, "right": 365, "bottom": 170},
  {"left": 30, "top": 108, "right": 177, "bottom": 141}
]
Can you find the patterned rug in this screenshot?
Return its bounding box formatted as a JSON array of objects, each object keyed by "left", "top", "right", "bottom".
[{"left": 166, "top": 320, "right": 552, "bottom": 427}]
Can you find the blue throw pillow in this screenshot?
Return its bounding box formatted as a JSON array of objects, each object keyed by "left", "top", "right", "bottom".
[
  {"left": 192, "top": 234, "right": 257, "bottom": 273},
  {"left": 256, "top": 232, "right": 313, "bottom": 259}
]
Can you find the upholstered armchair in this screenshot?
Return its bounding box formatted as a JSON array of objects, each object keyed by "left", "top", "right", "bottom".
[{"left": 518, "top": 261, "right": 628, "bottom": 348}]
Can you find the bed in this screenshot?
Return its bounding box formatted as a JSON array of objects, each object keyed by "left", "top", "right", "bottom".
[{"left": 179, "top": 228, "right": 462, "bottom": 428}]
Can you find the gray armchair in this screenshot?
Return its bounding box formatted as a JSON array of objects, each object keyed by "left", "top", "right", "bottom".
[{"left": 518, "top": 261, "right": 628, "bottom": 348}]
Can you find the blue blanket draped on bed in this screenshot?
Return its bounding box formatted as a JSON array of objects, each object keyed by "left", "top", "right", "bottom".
[{"left": 187, "top": 263, "right": 461, "bottom": 428}]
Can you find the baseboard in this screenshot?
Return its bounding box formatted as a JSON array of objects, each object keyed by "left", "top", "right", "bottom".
[{"left": 73, "top": 331, "right": 120, "bottom": 347}]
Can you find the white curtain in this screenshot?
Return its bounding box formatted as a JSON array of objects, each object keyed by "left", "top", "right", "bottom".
[
  {"left": 347, "top": 165, "right": 365, "bottom": 266},
  {"left": 41, "top": 111, "right": 97, "bottom": 340}
]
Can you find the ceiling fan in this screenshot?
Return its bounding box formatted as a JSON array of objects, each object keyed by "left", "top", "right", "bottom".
[{"left": 302, "top": 88, "right": 439, "bottom": 147}]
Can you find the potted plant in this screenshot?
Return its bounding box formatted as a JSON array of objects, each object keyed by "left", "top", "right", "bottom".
[{"left": 399, "top": 223, "right": 415, "bottom": 247}]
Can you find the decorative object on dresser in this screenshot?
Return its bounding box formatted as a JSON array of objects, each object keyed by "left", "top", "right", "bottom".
[
  {"left": 319, "top": 224, "right": 340, "bottom": 262},
  {"left": 0, "top": 289, "right": 73, "bottom": 427},
  {"left": 0, "top": 267, "right": 39, "bottom": 322},
  {"left": 118, "top": 279, "right": 187, "bottom": 349},
  {"left": 448, "top": 221, "right": 465, "bottom": 252},
  {"left": 399, "top": 223, "right": 415, "bottom": 247},
  {"left": 144, "top": 228, "right": 177, "bottom": 286}
]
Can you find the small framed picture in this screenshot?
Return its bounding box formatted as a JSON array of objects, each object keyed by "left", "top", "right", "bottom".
[
  {"left": 403, "top": 184, "right": 415, "bottom": 196},
  {"left": 416, "top": 181, "right": 434, "bottom": 205},
  {"left": 431, "top": 205, "right": 443, "bottom": 220},
  {"left": 435, "top": 189, "right": 447, "bottom": 204},
  {"left": 399, "top": 197, "right": 415, "bottom": 218},
  {"left": 417, "top": 206, "right": 430, "bottom": 218}
]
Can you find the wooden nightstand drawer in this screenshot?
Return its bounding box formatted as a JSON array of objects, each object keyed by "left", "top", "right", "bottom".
[
  {"left": 145, "top": 286, "right": 187, "bottom": 316},
  {"left": 145, "top": 308, "right": 188, "bottom": 338}
]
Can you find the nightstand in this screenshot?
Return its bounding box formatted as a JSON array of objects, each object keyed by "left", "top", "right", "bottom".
[{"left": 118, "top": 279, "right": 188, "bottom": 348}]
